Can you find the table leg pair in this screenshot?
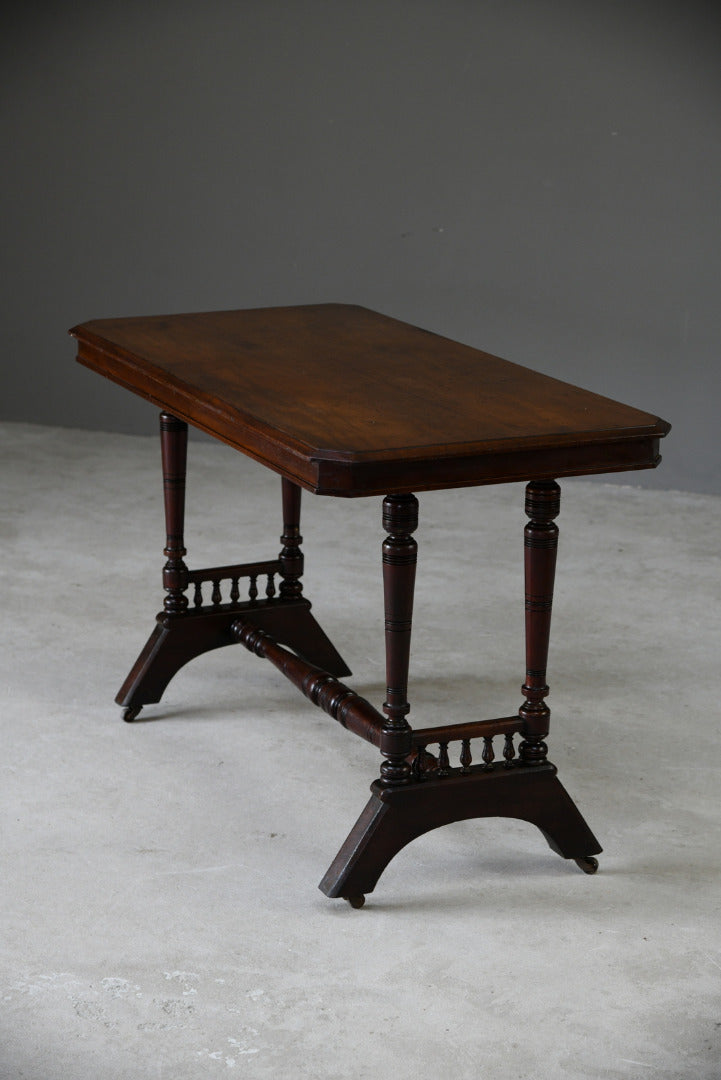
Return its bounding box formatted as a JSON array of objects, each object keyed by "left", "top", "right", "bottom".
[
  {"left": 118, "top": 412, "right": 601, "bottom": 905},
  {"left": 117, "top": 413, "right": 350, "bottom": 718}
]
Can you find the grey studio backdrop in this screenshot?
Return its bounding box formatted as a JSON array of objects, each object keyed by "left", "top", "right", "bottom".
[{"left": 2, "top": 1, "right": 719, "bottom": 494}]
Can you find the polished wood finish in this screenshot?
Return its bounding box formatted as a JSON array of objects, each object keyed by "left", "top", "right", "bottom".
[
  {"left": 71, "top": 305, "right": 670, "bottom": 496},
  {"left": 70, "top": 304, "right": 670, "bottom": 904}
]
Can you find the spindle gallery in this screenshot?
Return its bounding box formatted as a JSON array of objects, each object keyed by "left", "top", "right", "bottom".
[{"left": 70, "top": 304, "right": 670, "bottom": 907}]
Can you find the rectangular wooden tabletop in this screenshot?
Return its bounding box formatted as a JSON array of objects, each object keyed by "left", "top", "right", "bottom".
[{"left": 70, "top": 304, "right": 670, "bottom": 496}]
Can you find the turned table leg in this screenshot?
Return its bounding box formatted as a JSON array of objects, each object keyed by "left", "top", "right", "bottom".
[
  {"left": 119, "top": 413, "right": 189, "bottom": 721},
  {"left": 279, "top": 478, "right": 303, "bottom": 600},
  {"left": 379, "top": 493, "right": 418, "bottom": 788},
  {"left": 518, "top": 480, "right": 560, "bottom": 766},
  {"left": 328, "top": 493, "right": 418, "bottom": 907},
  {"left": 518, "top": 480, "right": 599, "bottom": 872},
  {"left": 160, "top": 412, "right": 190, "bottom": 616}
]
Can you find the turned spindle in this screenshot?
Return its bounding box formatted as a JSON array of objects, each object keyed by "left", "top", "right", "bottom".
[
  {"left": 159, "top": 412, "right": 189, "bottom": 614},
  {"left": 380, "top": 493, "right": 418, "bottom": 786},
  {"left": 518, "top": 480, "right": 560, "bottom": 766},
  {"left": 482, "top": 736, "right": 495, "bottom": 770}
]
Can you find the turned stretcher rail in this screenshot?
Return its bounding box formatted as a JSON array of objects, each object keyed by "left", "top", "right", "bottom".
[{"left": 231, "top": 620, "right": 384, "bottom": 747}]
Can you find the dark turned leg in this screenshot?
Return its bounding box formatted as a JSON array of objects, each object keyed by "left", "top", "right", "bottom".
[
  {"left": 323, "top": 494, "right": 418, "bottom": 907},
  {"left": 274, "top": 476, "right": 350, "bottom": 675},
  {"left": 379, "top": 494, "right": 418, "bottom": 788},
  {"left": 518, "top": 480, "right": 600, "bottom": 872},
  {"left": 518, "top": 480, "right": 559, "bottom": 766},
  {"left": 160, "top": 413, "right": 190, "bottom": 616},
  {"left": 279, "top": 478, "right": 303, "bottom": 600},
  {"left": 120, "top": 413, "right": 189, "bottom": 720}
]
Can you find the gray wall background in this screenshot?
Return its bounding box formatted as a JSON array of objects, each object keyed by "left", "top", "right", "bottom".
[{"left": 2, "top": 0, "right": 719, "bottom": 493}]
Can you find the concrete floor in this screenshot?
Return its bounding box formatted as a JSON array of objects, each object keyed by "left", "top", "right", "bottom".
[{"left": 1, "top": 421, "right": 719, "bottom": 1079}]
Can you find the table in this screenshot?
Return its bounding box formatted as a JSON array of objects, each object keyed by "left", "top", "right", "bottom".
[{"left": 70, "top": 304, "right": 670, "bottom": 907}]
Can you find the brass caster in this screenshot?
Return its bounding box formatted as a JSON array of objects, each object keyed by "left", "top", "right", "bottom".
[
  {"left": 344, "top": 894, "right": 366, "bottom": 909},
  {"left": 574, "top": 856, "right": 599, "bottom": 875},
  {"left": 122, "top": 705, "right": 143, "bottom": 722}
]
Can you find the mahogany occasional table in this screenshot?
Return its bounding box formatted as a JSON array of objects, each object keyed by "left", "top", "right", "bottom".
[{"left": 70, "top": 304, "right": 670, "bottom": 907}]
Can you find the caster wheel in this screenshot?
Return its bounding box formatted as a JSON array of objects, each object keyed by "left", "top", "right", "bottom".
[
  {"left": 574, "top": 856, "right": 599, "bottom": 875},
  {"left": 344, "top": 894, "right": 366, "bottom": 909},
  {"left": 122, "top": 705, "right": 143, "bottom": 722}
]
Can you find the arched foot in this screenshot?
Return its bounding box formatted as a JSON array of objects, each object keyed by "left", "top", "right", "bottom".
[
  {"left": 321, "top": 770, "right": 602, "bottom": 902},
  {"left": 122, "top": 705, "right": 143, "bottom": 723},
  {"left": 344, "top": 894, "right": 365, "bottom": 909},
  {"left": 574, "top": 855, "right": 599, "bottom": 875}
]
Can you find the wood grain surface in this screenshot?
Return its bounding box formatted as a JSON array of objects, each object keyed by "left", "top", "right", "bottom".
[{"left": 71, "top": 304, "right": 670, "bottom": 495}]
